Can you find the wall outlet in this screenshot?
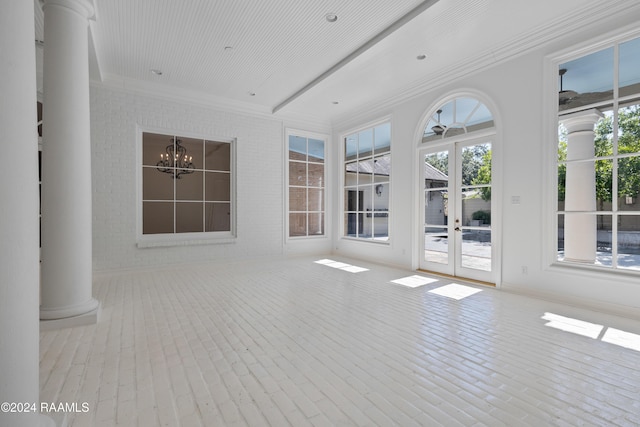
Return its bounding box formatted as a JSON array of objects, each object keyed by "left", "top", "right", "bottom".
[{"left": 521, "top": 266, "right": 528, "bottom": 274}]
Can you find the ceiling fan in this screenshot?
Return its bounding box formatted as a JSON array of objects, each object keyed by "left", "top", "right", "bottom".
[
  {"left": 558, "top": 68, "right": 578, "bottom": 105},
  {"left": 431, "top": 109, "right": 446, "bottom": 135}
]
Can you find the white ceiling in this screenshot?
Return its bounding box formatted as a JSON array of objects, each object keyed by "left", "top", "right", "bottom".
[{"left": 33, "top": 0, "right": 640, "bottom": 125}]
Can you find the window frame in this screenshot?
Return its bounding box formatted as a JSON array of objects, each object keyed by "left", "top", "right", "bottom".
[
  {"left": 341, "top": 119, "right": 392, "bottom": 244},
  {"left": 285, "top": 129, "right": 328, "bottom": 240},
  {"left": 136, "top": 126, "right": 236, "bottom": 248},
  {"left": 545, "top": 27, "right": 640, "bottom": 275}
]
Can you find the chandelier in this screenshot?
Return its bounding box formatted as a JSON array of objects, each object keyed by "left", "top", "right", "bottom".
[{"left": 156, "top": 138, "right": 195, "bottom": 179}]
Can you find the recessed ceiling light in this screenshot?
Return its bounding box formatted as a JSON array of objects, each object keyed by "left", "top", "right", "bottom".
[
  {"left": 332, "top": 101, "right": 339, "bottom": 105},
  {"left": 325, "top": 13, "right": 338, "bottom": 23},
  {"left": 150, "top": 69, "right": 163, "bottom": 76},
  {"left": 248, "top": 92, "right": 256, "bottom": 97},
  {"left": 417, "top": 54, "right": 427, "bottom": 60}
]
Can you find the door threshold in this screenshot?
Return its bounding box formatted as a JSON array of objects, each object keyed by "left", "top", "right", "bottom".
[{"left": 417, "top": 269, "right": 495, "bottom": 287}]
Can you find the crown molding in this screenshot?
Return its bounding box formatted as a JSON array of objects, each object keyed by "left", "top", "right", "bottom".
[{"left": 94, "top": 74, "right": 332, "bottom": 130}]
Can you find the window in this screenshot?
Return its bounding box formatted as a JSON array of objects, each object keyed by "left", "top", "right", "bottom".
[
  {"left": 141, "top": 132, "right": 233, "bottom": 239},
  {"left": 422, "top": 97, "right": 494, "bottom": 142},
  {"left": 556, "top": 35, "right": 640, "bottom": 271},
  {"left": 343, "top": 122, "right": 391, "bottom": 241},
  {"left": 287, "top": 132, "right": 326, "bottom": 237}
]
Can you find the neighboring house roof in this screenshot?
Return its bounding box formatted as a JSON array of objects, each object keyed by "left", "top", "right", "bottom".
[
  {"left": 345, "top": 158, "right": 448, "bottom": 182},
  {"left": 345, "top": 156, "right": 390, "bottom": 176},
  {"left": 424, "top": 162, "right": 448, "bottom": 181}
]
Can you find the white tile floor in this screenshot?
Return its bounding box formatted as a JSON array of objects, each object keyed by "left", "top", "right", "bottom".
[{"left": 40, "top": 255, "right": 640, "bottom": 426}]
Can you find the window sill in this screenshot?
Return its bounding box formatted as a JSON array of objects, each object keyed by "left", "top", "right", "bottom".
[
  {"left": 341, "top": 236, "right": 391, "bottom": 245},
  {"left": 137, "top": 233, "right": 236, "bottom": 248},
  {"left": 548, "top": 259, "right": 640, "bottom": 281}
]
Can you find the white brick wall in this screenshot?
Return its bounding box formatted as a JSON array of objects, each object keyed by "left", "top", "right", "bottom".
[{"left": 90, "top": 85, "right": 284, "bottom": 271}]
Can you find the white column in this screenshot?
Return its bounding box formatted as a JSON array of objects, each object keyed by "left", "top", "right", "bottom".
[
  {"left": 40, "top": 0, "right": 99, "bottom": 322},
  {"left": 560, "top": 109, "right": 603, "bottom": 263},
  {"left": 0, "top": 2, "right": 54, "bottom": 427}
]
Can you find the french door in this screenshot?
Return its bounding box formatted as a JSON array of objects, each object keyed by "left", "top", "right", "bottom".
[{"left": 420, "top": 138, "right": 493, "bottom": 283}]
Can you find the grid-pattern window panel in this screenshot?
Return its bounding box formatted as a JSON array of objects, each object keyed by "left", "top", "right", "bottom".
[
  {"left": 556, "top": 34, "right": 640, "bottom": 271},
  {"left": 142, "top": 132, "right": 232, "bottom": 235},
  {"left": 343, "top": 122, "right": 391, "bottom": 241},
  {"left": 288, "top": 134, "right": 325, "bottom": 238}
]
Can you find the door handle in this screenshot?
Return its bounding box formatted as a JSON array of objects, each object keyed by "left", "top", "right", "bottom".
[{"left": 454, "top": 227, "right": 461, "bottom": 232}]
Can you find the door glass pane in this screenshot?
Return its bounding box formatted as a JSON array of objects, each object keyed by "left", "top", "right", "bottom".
[
  {"left": 461, "top": 229, "right": 491, "bottom": 271},
  {"left": 424, "top": 152, "right": 449, "bottom": 185},
  {"left": 425, "top": 226, "right": 448, "bottom": 265},
  {"left": 460, "top": 143, "right": 491, "bottom": 187},
  {"left": 462, "top": 195, "right": 491, "bottom": 227},
  {"left": 425, "top": 190, "right": 448, "bottom": 225},
  {"left": 459, "top": 142, "right": 492, "bottom": 273}
]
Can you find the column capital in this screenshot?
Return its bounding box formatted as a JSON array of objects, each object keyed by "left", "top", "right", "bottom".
[
  {"left": 559, "top": 108, "right": 604, "bottom": 134},
  {"left": 41, "top": 0, "right": 94, "bottom": 20}
]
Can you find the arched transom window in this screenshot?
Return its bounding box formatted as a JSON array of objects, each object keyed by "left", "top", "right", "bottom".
[{"left": 423, "top": 97, "right": 494, "bottom": 142}]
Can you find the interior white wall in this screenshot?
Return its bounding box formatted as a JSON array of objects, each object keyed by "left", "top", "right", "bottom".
[
  {"left": 91, "top": 85, "right": 332, "bottom": 271},
  {"left": 88, "top": 8, "right": 640, "bottom": 315},
  {"left": 331, "top": 14, "right": 640, "bottom": 316}
]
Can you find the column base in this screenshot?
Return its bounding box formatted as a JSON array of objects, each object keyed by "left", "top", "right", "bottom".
[{"left": 40, "top": 300, "right": 100, "bottom": 331}]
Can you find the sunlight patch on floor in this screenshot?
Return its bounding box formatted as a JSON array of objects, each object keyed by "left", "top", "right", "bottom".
[
  {"left": 542, "top": 312, "right": 604, "bottom": 339},
  {"left": 391, "top": 275, "right": 438, "bottom": 288},
  {"left": 314, "top": 259, "right": 369, "bottom": 273},
  {"left": 428, "top": 283, "right": 482, "bottom": 300},
  {"left": 602, "top": 327, "right": 640, "bottom": 352},
  {"left": 542, "top": 312, "right": 640, "bottom": 353}
]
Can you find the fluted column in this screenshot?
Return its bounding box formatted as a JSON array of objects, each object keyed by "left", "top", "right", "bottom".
[
  {"left": 0, "top": 2, "right": 53, "bottom": 426},
  {"left": 561, "top": 109, "right": 603, "bottom": 263},
  {"left": 40, "top": 0, "right": 99, "bottom": 322}
]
